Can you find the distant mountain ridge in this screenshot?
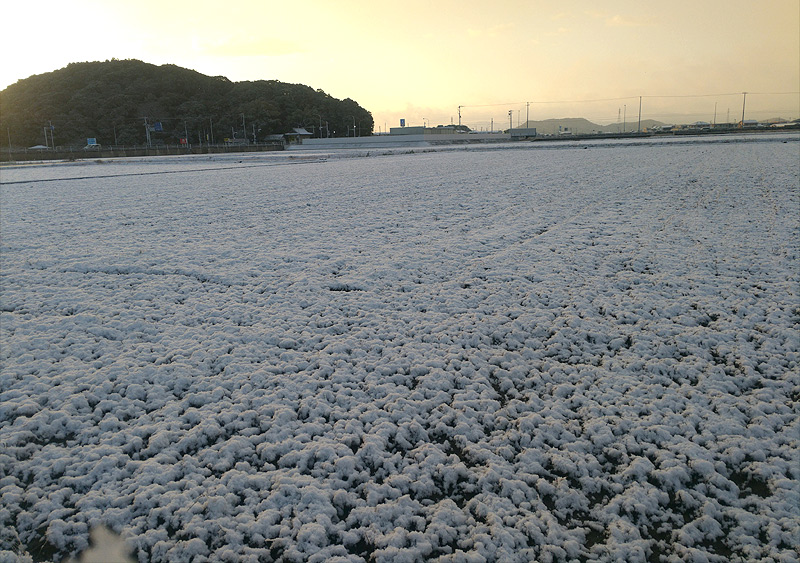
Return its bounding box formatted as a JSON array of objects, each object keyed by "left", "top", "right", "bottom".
[
  {"left": 0, "top": 59, "right": 374, "bottom": 147},
  {"left": 519, "top": 117, "right": 665, "bottom": 135}
]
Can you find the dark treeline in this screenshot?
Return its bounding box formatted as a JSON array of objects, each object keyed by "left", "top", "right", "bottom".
[{"left": 0, "top": 59, "right": 374, "bottom": 147}]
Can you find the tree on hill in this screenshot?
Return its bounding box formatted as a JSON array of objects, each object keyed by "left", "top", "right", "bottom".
[{"left": 0, "top": 60, "right": 374, "bottom": 147}]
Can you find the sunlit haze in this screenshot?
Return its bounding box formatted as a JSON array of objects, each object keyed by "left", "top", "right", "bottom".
[{"left": 3, "top": 0, "right": 798, "bottom": 130}]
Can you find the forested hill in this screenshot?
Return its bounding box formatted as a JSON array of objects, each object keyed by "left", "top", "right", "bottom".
[{"left": 0, "top": 59, "right": 374, "bottom": 147}]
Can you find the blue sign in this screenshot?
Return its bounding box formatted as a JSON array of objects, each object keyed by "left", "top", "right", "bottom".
[
  {"left": 86, "top": 138, "right": 97, "bottom": 146},
  {"left": 400, "top": 119, "right": 405, "bottom": 127}
]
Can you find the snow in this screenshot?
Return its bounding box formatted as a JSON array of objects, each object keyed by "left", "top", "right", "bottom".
[{"left": 1, "top": 133, "right": 799, "bottom": 562}]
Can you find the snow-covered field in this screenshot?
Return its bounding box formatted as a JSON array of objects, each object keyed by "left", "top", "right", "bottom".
[{"left": 1, "top": 134, "right": 798, "bottom": 562}]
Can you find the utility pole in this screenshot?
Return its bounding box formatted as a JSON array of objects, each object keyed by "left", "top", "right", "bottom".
[
  {"left": 637, "top": 96, "right": 642, "bottom": 133},
  {"left": 43, "top": 125, "right": 54, "bottom": 149},
  {"left": 144, "top": 117, "right": 151, "bottom": 147},
  {"left": 713, "top": 102, "right": 717, "bottom": 127},
  {"left": 740, "top": 92, "right": 747, "bottom": 127},
  {"left": 458, "top": 106, "right": 462, "bottom": 127},
  {"left": 508, "top": 110, "right": 513, "bottom": 132},
  {"left": 623, "top": 105, "right": 627, "bottom": 133},
  {"left": 526, "top": 102, "right": 530, "bottom": 127}
]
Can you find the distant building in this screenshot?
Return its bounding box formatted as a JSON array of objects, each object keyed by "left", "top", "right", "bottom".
[
  {"left": 284, "top": 128, "right": 313, "bottom": 144},
  {"left": 431, "top": 124, "right": 470, "bottom": 134},
  {"left": 390, "top": 126, "right": 426, "bottom": 135},
  {"left": 389, "top": 124, "right": 471, "bottom": 136},
  {"left": 510, "top": 128, "right": 537, "bottom": 139}
]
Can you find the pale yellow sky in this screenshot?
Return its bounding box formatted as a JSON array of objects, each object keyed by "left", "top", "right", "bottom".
[{"left": 3, "top": 0, "right": 798, "bottom": 129}]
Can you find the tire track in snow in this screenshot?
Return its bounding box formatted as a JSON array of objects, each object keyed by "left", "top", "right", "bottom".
[{"left": 0, "top": 158, "right": 329, "bottom": 185}]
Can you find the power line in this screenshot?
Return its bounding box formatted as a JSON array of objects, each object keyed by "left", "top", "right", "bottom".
[
  {"left": 461, "top": 96, "right": 638, "bottom": 109},
  {"left": 745, "top": 91, "right": 800, "bottom": 96},
  {"left": 456, "top": 91, "right": 799, "bottom": 129},
  {"left": 643, "top": 91, "right": 799, "bottom": 98},
  {"left": 460, "top": 102, "right": 526, "bottom": 109},
  {"left": 460, "top": 92, "right": 799, "bottom": 109},
  {"left": 529, "top": 96, "right": 640, "bottom": 104},
  {"left": 641, "top": 93, "right": 741, "bottom": 98}
]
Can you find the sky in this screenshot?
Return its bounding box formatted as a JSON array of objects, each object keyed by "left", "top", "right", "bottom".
[{"left": 3, "top": 0, "right": 798, "bottom": 130}]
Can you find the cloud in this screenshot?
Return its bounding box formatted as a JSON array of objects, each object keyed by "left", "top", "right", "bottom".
[
  {"left": 543, "top": 26, "right": 571, "bottom": 37},
  {"left": 605, "top": 14, "right": 650, "bottom": 27},
  {"left": 584, "top": 9, "right": 650, "bottom": 27},
  {"left": 466, "top": 23, "right": 515, "bottom": 38}
]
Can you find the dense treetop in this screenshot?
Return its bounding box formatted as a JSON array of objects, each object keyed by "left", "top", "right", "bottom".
[{"left": 0, "top": 59, "right": 374, "bottom": 147}]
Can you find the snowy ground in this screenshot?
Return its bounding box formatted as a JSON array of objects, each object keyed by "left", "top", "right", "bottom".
[{"left": 1, "top": 134, "right": 798, "bottom": 562}]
